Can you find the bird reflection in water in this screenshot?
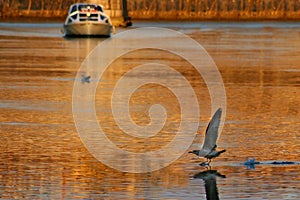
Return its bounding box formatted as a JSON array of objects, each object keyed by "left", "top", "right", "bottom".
[{"left": 193, "top": 169, "right": 226, "bottom": 200}]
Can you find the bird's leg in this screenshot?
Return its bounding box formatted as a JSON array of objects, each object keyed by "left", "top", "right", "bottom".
[
  {"left": 200, "top": 158, "right": 209, "bottom": 167},
  {"left": 200, "top": 158, "right": 210, "bottom": 167},
  {"left": 207, "top": 159, "right": 211, "bottom": 165}
]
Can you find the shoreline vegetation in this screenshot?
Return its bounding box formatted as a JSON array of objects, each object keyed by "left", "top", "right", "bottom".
[{"left": 1, "top": 0, "right": 300, "bottom": 22}]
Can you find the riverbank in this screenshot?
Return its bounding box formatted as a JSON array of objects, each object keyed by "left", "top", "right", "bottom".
[{"left": 1, "top": 15, "right": 300, "bottom": 24}]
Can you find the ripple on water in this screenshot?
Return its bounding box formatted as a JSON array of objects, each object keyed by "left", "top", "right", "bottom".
[{"left": 0, "top": 21, "right": 299, "bottom": 199}]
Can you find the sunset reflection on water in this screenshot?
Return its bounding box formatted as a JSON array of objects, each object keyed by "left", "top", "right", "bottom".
[{"left": 0, "top": 21, "right": 299, "bottom": 199}]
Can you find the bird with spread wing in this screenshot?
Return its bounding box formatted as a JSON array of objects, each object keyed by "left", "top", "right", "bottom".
[{"left": 189, "top": 108, "right": 226, "bottom": 166}]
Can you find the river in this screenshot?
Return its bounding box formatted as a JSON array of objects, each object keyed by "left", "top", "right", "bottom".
[{"left": 0, "top": 21, "right": 299, "bottom": 199}]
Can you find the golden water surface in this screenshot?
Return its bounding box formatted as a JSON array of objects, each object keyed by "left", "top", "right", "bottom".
[{"left": 0, "top": 21, "right": 299, "bottom": 199}]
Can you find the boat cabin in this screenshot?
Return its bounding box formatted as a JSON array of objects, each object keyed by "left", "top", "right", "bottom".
[{"left": 65, "top": 3, "right": 109, "bottom": 24}]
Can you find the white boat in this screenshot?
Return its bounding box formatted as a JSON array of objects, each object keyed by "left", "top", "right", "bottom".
[{"left": 63, "top": 3, "right": 113, "bottom": 37}]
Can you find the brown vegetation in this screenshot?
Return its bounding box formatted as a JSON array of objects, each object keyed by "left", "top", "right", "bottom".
[
  {"left": 1, "top": 0, "right": 300, "bottom": 20},
  {"left": 128, "top": 0, "right": 300, "bottom": 20},
  {"left": 0, "top": 0, "right": 76, "bottom": 19}
]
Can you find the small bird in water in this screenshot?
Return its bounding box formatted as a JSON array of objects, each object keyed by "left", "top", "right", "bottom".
[
  {"left": 81, "top": 74, "right": 91, "bottom": 83},
  {"left": 189, "top": 108, "right": 226, "bottom": 166}
]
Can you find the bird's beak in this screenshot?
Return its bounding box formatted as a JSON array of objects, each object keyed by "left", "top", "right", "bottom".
[{"left": 188, "top": 151, "right": 193, "bottom": 154}]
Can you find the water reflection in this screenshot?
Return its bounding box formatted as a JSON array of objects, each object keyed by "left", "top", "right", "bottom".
[
  {"left": 0, "top": 21, "right": 299, "bottom": 199},
  {"left": 193, "top": 169, "right": 226, "bottom": 200}
]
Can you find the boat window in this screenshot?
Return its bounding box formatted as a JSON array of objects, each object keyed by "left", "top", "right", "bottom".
[
  {"left": 70, "top": 5, "right": 77, "bottom": 13},
  {"left": 97, "top": 6, "right": 103, "bottom": 12},
  {"left": 100, "top": 14, "right": 105, "bottom": 20},
  {"left": 90, "top": 14, "right": 98, "bottom": 18},
  {"left": 71, "top": 14, "right": 77, "bottom": 20},
  {"left": 79, "top": 4, "right": 97, "bottom": 11},
  {"left": 79, "top": 13, "right": 99, "bottom": 21}
]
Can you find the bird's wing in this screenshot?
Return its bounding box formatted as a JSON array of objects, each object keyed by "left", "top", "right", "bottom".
[{"left": 199, "top": 108, "right": 222, "bottom": 156}]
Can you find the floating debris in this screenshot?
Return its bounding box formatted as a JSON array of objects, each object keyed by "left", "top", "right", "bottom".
[
  {"left": 244, "top": 157, "right": 299, "bottom": 169},
  {"left": 244, "top": 157, "right": 260, "bottom": 166},
  {"left": 81, "top": 74, "right": 91, "bottom": 83}
]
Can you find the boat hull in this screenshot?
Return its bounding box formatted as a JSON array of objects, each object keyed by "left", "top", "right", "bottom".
[{"left": 63, "top": 22, "right": 112, "bottom": 37}]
